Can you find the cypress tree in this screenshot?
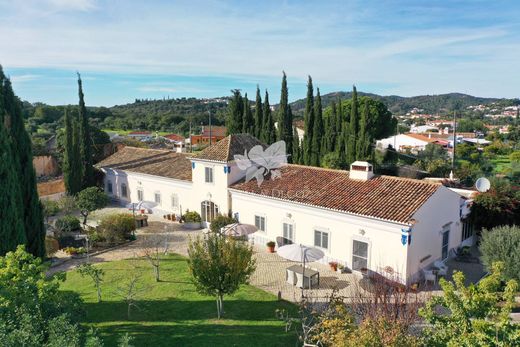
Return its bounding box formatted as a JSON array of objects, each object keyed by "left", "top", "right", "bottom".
[
  {"left": 2, "top": 70, "right": 45, "bottom": 257},
  {"left": 226, "top": 89, "right": 243, "bottom": 135},
  {"left": 242, "top": 93, "right": 254, "bottom": 134},
  {"left": 346, "top": 85, "right": 358, "bottom": 165},
  {"left": 77, "top": 73, "right": 93, "bottom": 189},
  {"left": 324, "top": 101, "right": 336, "bottom": 153},
  {"left": 253, "top": 86, "right": 263, "bottom": 139},
  {"left": 292, "top": 124, "right": 301, "bottom": 164},
  {"left": 356, "top": 98, "right": 371, "bottom": 160},
  {"left": 0, "top": 70, "right": 26, "bottom": 256},
  {"left": 310, "top": 88, "right": 324, "bottom": 166},
  {"left": 277, "top": 73, "right": 294, "bottom": 161},
  {"left": 262, "top": 90, "right": 275, "bottom": 144},
  {"left": 63, "top": 109, "right": 82, "bottom": 195},
  {"left": 302, "top": 76, "right": 314, "bottom": 165}
]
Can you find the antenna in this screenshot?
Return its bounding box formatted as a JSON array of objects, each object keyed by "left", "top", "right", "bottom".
[{"left": 475, "top": 177, "right": 491, "bottom": 193}]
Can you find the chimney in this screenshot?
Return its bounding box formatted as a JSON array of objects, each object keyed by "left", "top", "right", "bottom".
[{"left": 349, "top": 161, "right": 374, "bottom": 181}]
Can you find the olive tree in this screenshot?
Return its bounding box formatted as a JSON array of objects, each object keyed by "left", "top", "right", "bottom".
[
  {"left": 187, "top": 234, "right": 256, "bottom": 318},
  {"left": 480, "top": 225, "right": 520, "bottom": 282},
  {"left": 78, "top": 263, "right": 105, "bottom": 302},
  {"left": 76, "top": 187, "right": 108, "bottom": 225}
]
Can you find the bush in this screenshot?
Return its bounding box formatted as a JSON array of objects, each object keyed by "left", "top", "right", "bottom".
[
  {"left": 85, "top": 226, "right": 105, "bottom": 244},
  {"left": 183, "top": 211, "right": 202, "bottom": 223},
  {"left": 55, "top": 215, "right": 81, "bottom": 233},
  {"left": 58, "top": 195, "right": 77, "bottom": 214},
  {"left": 99, "top": 213, "right": 135, "bottom": 245},
  {"left": 210, "top": 214, "right": 237, "bottom": 233},
  {"left": 42, "top": 199, "right": 60, "bottom": 218},
  {"left": 480, "top": 225, "right": 520, "bottom": 282},
  {"left": 63, "top": 247, "right": 86, "bottom": 255}
]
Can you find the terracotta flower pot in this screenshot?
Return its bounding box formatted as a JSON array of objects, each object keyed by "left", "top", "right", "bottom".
[{"left": 267, "top": 246, "right": 275, "bottom": 253}]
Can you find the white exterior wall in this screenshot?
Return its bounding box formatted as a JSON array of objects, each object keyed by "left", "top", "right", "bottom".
[
  {"left": 377, "top": 134, "right": 429, "bottom": 151},
  {"left": 407, "top": 186, "right": 463, "bottom": 282},
  {"left": 102, "top": 169, "right": 195, "bottom": 215},
  {"left": 230, "top": 190, "right": 410, "bottom": 280}
]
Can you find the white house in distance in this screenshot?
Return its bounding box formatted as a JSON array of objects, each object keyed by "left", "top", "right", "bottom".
[
  {"left": 376, "top": 133, "right": 438, "bottom": 153},
  {"left": 97, "top": 134, "right": 473, "bottom": 285}
]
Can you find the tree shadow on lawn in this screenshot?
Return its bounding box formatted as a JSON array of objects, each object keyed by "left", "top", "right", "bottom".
[
  {"left": 82, "top": 298, "right": 296, "bottom": 323},
  {"left": 95, "top": 321, "right": 296, "bottom": 347}
]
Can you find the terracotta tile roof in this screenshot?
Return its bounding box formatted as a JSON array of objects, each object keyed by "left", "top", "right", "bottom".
[
  {"left": 201, "top": 126, "right": 227, "bottom": 137},
  {"left": 404, "top": 133, "right": 437, "bottom": 143},
  {"left": 164, "top": 133, "right": 185, "bottom": 142},
  {"left": 230, "top": 165, "right": 441, "bottom": 224},
  {"left": 191, "top": 134, "right": 266, "bottom": 162},
  {"left": 96, "top": 146, "right": 192, "bottom": 181}
]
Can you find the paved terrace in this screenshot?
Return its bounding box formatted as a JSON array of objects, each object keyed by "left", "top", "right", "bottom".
[{"left": 48, "top": 211, "right": 486, "bottom": 304}]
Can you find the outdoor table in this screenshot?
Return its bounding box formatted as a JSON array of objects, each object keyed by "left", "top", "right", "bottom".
[{"left": 286, "top": 265, "right": 320, "bottom": 289}]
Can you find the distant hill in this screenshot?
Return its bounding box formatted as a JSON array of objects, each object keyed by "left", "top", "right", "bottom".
[{"left": 288, "top": 92, "right": 518, "bottom": 117}]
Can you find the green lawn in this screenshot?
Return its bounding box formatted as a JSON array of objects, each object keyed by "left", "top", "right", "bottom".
[
  {"left": 60, "top": 255, "right": 296, "bottom": 347},
  {"left": 490, "top": 155, "right": 512, "bottom": 174}
]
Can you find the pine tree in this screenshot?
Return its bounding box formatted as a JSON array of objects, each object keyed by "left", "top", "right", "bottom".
[
  {"left": 77, "top": 73, "right": 93, "bottom": 189},
  {"left": 356, "top": 98, "right": 371, "bottom": 160},
  {"left": 302, "top": 76, "right": 314, "bottom": 165},
  {"left": 242, "top": 93, "right": 254, "bottom": 134},
  {"left": 310, "top": 88, "right": 324, "bottom": 166},
  {"left": 0, "top": 67, "right": 27, "bottom": 256},
  {"left": 346, "top": 85, "right": 358, "bottom": 165},
  {"left": 63, "top": 109, "right": 82, "bottom": 195},
  {"left": 261, "top": 90, "right": 275, "bottom": 144},
  {"left": 226, "top": 89, "right": 243, "bottom": 135},
  {"left": 253, "top": 86, "right": 263, "bottom": 139}
]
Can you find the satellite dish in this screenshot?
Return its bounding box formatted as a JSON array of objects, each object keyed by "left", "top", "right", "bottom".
[{"left": 475, "top": 177, "right": 491, "bottom": 193}]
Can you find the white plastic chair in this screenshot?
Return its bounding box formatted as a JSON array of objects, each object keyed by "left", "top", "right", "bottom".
[
  {"left": 295, "top": 272, "right": 304, "bottom": 288},
  {"left": 422, "top": 269, "right": 436, "bottom": 285},
  {"left": 433, "top": 260, "right": 448, "bottom": 277}
]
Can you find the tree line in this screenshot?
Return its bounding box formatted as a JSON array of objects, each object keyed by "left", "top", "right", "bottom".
[
  {"left": 0, "top": 65, "right": 45, "bottom": 257},
  {"left": 225, "top": 73, "right": 396, "bottom": 168}
]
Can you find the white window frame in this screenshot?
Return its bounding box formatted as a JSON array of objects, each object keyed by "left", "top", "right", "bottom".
[
  {"left": 137, "top": 188, "right": 144, "bottom": 201},
  {"left": 351, "top": 237, "right": 370, "bottom": 272},
  {"left": 204, "top": 166, "right": 214, "bottom": 184},
  {"left": 171, "top": 193, "right": 179, "bottom": 210},
  {"left": 154, "top": 191, "right": 162, "bottom": 205},
  {"left": 254, "top": 215, "right": 266, "bottom": 232},
  {"left": 314, "top": 229, "right": 329, "bottom": 250},
  {"left": 282, "top": 222, "right": 294, "bottom": 243}
]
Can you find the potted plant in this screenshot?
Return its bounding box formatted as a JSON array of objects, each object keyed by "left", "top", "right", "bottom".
[
  {"left": 337, "top": 264, "right": 345, "bottom": 274},
  {"left": 329, "top": 261, "right": 338, "bottom": 272},
  {"left": 266, "top": 241, "right": 276, "bottom": 253},
  {"left": 182, "top": 211, "right": 202, "bottom": 229}
]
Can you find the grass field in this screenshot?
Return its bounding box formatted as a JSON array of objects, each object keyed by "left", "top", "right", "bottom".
[
  {"left": 60, "top": 255, "right": 296, "bottom": 347},
  {"left": 490, "top": 155, "right": 512, "bottom": 174}
]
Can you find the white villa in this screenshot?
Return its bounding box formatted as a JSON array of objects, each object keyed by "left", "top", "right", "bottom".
[{"left": 97, "top": 134, "right": 474, "bottom": 284}]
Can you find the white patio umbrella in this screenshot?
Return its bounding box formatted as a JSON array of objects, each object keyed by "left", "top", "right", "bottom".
[
  {"left": 126, "top": 201, "right": 158, "bottom": 213},
  {"left": 221, "top": 223, "right": 257, "bottom": 238},
  {"left": 277, "top": 244, "right": 325, "bottom": 297}
]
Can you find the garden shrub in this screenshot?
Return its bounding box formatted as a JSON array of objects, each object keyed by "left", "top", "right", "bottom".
[
  {"left": 183, "top": 211, "right": 202, "bottom": 223},
  {"left": 55, "top": 215, "right": 81, "bottom": 234},
  {"left": 58, "top": 195, "right": 77, "bottom": 214},
  {"left": 99, "top": 213, "right": 135, "bottom": 245},
  {"left": 210, "top": 214, "right": 237, "bottom": 233},
  {"left": 42, "top": 199, "right": 60, "bottom": 218},
  {"left": 480, "top": 225, "right": 520, "bottom": 282}
]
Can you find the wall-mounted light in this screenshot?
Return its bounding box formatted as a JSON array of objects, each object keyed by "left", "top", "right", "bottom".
[
  {"left": 286, "top": 213, "right": 292, "bottom": 218},
  {"left": 359, "top": 229, "right": 366, "bottom": 235}
]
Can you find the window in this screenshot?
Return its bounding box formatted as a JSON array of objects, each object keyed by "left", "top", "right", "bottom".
[
  {"left": 442, "top": 229, "right": 450, "bottom": 260},
  {"left": 461, "top": 220, "right": 473, "bottom": 241},
  {"left": 137, "top": 189, "right": 144, "bottom": 201},
  {"left": 352, "top": 240, "right": 369, "bottom": 271},
  {"left": 121, "top": 183, "right": 127, "bottom": 198},
  {"left": 205, "top": 167, "right": 214, "bottom": 183},
  {"left": 283, "top": 223, "right": 294, "bottom": 244},
  {"left": 171, "top": 194, "right": 179, "bottom": 209},
  {"left": 314, "top": 230, "right": 329, "bottom": 250},
  {"left": 154, "top": 192, "right": 161, "bottom": 205},
  {"left": 255, "top": 215, "right": 265, "bottom": 232},
  {"left": 201, "top": 200, "right": 219, "bottom": 222},
  {"left": 107, "top": 180, "right": 113, "bottom": 194}
]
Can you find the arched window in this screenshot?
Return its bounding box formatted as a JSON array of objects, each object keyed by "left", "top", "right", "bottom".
[{"left": 201, "top": 200, "right": 219, "bottom": 223}]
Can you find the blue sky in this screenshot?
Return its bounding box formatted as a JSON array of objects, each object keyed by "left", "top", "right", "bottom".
[{"left": 1, "top": 0, "right": 519, "bottom": 106}]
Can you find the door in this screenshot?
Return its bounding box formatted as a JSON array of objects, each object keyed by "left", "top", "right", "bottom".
[
  {"left": 282, "top": 223, "right": 293, "bottom": 245},
  {"left": 352, "top": 240, "right": 369, "bottom": 271},
  {"left": 201, "top": 200, "right": 219, "bottom": 225},
  {"left": 441, "top": 230, "right": 450, "bottom": 260}
]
